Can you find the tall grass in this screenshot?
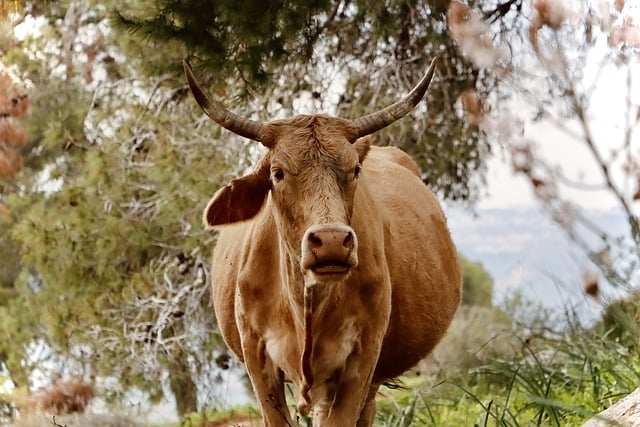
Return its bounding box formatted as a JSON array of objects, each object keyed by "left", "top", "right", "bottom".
[{"left": 376, "top": 298, "right": 640, "bottom": 427}]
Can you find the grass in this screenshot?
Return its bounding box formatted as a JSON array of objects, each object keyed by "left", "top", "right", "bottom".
[
  {"left": 374, "top": 301, "right": 640, "bottom": 427},
  {"left": 151, "top": 298, "right": 640, "bottom": 426},
  {"left": 5, "top": 298, "right": 637, "bottom": 426}
]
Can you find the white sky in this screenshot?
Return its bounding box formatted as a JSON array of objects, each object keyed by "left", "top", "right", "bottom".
[
  {"left": 478, "top": 1, "right": 640, "bottom": 212},
  {"left": 477, "top": 114, "right": 630, "bottom": 211}
]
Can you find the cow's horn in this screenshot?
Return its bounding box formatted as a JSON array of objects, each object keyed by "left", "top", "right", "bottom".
[
  {"left": 183, "top": 60, "right": 264, "bottom": 142},
  {"left": 352, "top": 57, "right": 437, "bottom": 138}
]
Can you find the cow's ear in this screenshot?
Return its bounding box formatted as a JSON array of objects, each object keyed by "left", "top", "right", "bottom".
[
  {"left": 354, "top": 136, "right": 371, "bottom": 163},
  {"left": 203, "top": 156, "right": 271, "bottom": 227}
]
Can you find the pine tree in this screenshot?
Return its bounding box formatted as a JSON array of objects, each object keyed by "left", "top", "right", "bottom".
[
  {"left": 0, "top": 46, "right": 31, "bottom": 390},
  {"left": 114, "top": 0, "right": 494, "bottom": 203},
  {"left": 1, "top": 0, "right": 241, "bottom": 414}
]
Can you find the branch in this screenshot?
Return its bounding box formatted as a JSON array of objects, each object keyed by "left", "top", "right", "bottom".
[
  {"left": 484, "top": 0, "right": 522, "bottom": 23},
  {"left": 552, "top": 33, "right": 640, "bottom": 244}
]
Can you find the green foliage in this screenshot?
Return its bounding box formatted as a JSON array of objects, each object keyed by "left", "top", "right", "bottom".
[
  {"left": 376, "top": 302, "right": 640, "bottom": 427},
  {"left": 150, "top": 405, "right": 260, "bottom": 427},
  {"left": 114, "top": 0, "right": 330, "bottom": 86},
  {"left": 595, "top": 293, "right": 640, "bottom": 351},
  {"left": 5, "top": 76, "right": 236, "bottom": 405},
  {"left": 114, "top": 0, "right": 492, "bottom": 203},
  {"left": 0, "top": 0, "right": 247, "bottom": 413},
  {"left": 460, "top": 255, "right": 494, "bottom": 307}
]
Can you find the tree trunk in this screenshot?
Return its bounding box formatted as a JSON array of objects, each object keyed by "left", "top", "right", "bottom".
[
  {"left": 168, "top": 351, "right": 198, "bottom": 417},
  {"left": 582, "top": 387, "right": 640, "bottom": 427}
]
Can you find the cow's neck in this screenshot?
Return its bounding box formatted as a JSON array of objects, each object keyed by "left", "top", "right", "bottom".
[{"left": 278, "top": 239, "right": 305, "bottom": 312}]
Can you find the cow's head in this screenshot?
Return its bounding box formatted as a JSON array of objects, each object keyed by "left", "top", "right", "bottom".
[{"left": 185, "top": 59, "right": 436, "bottom": 285}]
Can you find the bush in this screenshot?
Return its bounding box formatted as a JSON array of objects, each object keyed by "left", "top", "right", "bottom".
[
  {"left": 413, "top": 305, "right": 515, "bottom": 379},
  {"left": 596, "top": 292, "right": 640, "bottom": 350}
]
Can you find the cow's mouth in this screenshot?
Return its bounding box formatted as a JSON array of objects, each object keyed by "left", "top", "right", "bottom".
[{"left": 311, "top": 261, "right": 351, "bottom": 275}]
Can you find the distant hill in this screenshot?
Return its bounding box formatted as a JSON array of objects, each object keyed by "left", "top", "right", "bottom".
[{"left": 446, "top": 207, "right": 629, "bottom": 325}]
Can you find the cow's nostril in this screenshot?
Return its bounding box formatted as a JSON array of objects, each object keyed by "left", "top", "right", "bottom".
[
  {"left": 343, "top": 232, "right": 354, "bottom": 249},
  {"left": 308, "top": 233, "right": 323, "bottom": 249}
]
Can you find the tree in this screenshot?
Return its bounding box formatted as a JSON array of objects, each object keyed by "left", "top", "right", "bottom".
[
  {"left": 114, "top": 0, "right": 492, "bottom": 203},
  {"left": 0, "top": 33, "right": 31, "bottom": 390},
  {"left": 0, "top": 0, "right": 243, "bottom": 415},
  {"left": 0, "top": 0, "right": 503, "bottom": 418},
  {"left": 460, "top": 255, "right": 493, "bottom": 307},
  {"left": 446, "top": 0, "right": 639, "bottom": 297}
]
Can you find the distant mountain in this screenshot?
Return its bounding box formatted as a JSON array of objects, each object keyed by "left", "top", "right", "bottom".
[{"left": 445, "top": 207, "right": 629, "bottom": 325}]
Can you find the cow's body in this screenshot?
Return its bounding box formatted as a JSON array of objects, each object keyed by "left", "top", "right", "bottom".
[{"left": 184, "top": 60, "right": 461, "bottom": 426}]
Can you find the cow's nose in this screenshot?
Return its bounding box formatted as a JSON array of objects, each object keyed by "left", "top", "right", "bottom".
[
  {"left": 307, "top": 228, "right": 354, "bottom": 253},
  {"left": 301, "top": 225, "right": 358, "bottom": 276}
]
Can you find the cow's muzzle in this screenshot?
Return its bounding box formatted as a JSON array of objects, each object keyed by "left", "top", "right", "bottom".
[{"left": 301, "top": 224, "right": 358, "bottom": 281}]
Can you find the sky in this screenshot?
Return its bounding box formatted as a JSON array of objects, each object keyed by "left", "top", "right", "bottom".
[
  {"left": 450, "top": 41, "right": 639, "bottom": 314},
  {"left": 473, "top": 0, "right": 640, "bottom": 212}
]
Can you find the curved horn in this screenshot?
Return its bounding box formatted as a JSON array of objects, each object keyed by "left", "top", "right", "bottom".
[
  {"left": 183, "top": 60, "right": 264, "bottom": 142},
  {"left": 352, "top": 57, "right": 437, "bottom": 138}
]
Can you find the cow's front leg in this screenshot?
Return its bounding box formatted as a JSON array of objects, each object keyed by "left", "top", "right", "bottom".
[
  {"left": 241, "top": 329, "right": 292, "bottom": 427},
  {"left": 323, "top": 341, "right": 383, "bottom": 426},
  {"left": 356, "top": 383, "right": 381, "bottom": 427}
]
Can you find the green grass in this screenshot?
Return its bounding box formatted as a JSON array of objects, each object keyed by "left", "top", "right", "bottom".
[{"left": 375, "top": 308, "right": 640, "bottom": 427}]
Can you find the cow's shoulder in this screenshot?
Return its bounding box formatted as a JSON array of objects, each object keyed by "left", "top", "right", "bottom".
[
  {"left": 210, "top": 207, "right": 281, "bottom": 358},
  {"left": 214, "top": 206, "right": 281, "bottom": 293}
]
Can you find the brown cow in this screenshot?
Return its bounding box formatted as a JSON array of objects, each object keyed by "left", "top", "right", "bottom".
[{"left": 184, "top": 59, "right": 461, "bottom": 426}]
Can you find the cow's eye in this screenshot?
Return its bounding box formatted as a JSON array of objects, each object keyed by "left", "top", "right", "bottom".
[
  {"left": 354, "top": 165, "right": 361, "bottom": 178},
  {"left": 272, "top": 169, "right": 285, "bottom": 182}
]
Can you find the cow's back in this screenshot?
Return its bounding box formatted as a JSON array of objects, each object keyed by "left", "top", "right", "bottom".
[{"left": 359, "top": 146, "right": 462, "bottom": 381}]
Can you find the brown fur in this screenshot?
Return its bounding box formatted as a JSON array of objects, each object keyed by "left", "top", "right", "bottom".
[{"left": 204, "top": 114, "right": 461, "bottom": 426}]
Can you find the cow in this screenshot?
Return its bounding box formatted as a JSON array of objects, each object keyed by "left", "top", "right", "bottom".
[{"left": 184, "top": 58, "right": 461, "bottom": 426}]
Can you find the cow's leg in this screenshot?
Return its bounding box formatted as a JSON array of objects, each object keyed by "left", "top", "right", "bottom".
[
  {"left": 311, "top": 382, "right": 377, "bottom": 426},
  {"left": 356, "top": 384, "right": 380, "bottom": 427},
  {"left": 241, "top": 331, "right": 292, "bottom": 426},
  {"left": 247, "top": 365, "right": 291, "bottom": 426},
  {"left": 321, "top": 348, "right": 381, "bottom": 426},
  {"left": 322, "top": 378, "right": 372, "bottom": 426},
  {"left": 311, "top": 395, "right": 332, "bottom": 425}
]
